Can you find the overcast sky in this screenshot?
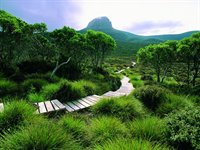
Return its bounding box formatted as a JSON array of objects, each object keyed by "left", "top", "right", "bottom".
[{"left": 1, "top": 0, "right": 200, "bottom": 35}]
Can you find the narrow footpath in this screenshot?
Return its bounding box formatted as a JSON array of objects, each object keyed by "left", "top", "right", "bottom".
[{"left": 63, "top": 76, "right": 134, "bottom": 112}]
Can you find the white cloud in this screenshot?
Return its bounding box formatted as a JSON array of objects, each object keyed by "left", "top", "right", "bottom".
[{"left": 76, "top": 0, "right": 200, "bottom": 35}]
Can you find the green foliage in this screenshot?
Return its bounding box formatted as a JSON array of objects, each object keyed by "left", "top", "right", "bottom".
[
  {"left": 164, "top": 107, "right": 200, "bottom": 150},
  {"left": 59, "top": 115, "right": 88, "bottom": 146},
  {"left": 73, "top": 80, "right": 97, "bottom": 96},
  {"left": 22, "top": 78, "right": 48, "bottom": 93},
  {"left": 87, "top": 116, "right": 128, "bottom": 145},
  {"left": 18, "top": 60, "right": 54, "bottom": 74},
  {"left": 137, "top": 41, "right": 177, "bottom": 83},
  {"left": 133, "top": 85, "right": 169, "bottom": 111},
  {"left": 27, "top": 93, "right": 45, "bottom": 102},
  {"left": 156, "top": 93, "right": 194, "bottom": 116},
  {"left": 94, "top": 138, "right": 170, "bottom": 150},
  {"left": 0, "top": 101, "right": 35, "bottom": 134},
  {"left": 0, "top": 120, "right": 81, "bottom": 150},
  {"left": 41, "top": 82, "right": 62, "bottom": 100},
  {"left": 40, "top": 79, "right": 97, "bottom": 102},
  {"left": 0, "top": 79, "right": 18, "bottom": 96},
  {"left": 129, "top": 73, "right": 144, "bottom": 88},
  {"left": 86, "top": 30, "right": 116, "bottom": 68},
  {"left": 129, "top": 116, "right": 165, "bottom": 141},
  {"left": 91, "top": 96, "right": 145, "bottom": 121}
]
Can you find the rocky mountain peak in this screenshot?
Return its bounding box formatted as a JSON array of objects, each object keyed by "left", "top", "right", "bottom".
[{"left": 87, "top": 16, "right": 113, "bottom": 30}]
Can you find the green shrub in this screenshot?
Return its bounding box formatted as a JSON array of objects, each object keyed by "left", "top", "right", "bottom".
[
  {"left": 59, "top": 115, "right": 88, "bottom": 146},
  {"left": 25, "top": 72, "right": 60, "bottom": 83},
  {"left": 0, "top": 79, "right": 18, "bottom": 96},
  {"left": 164, "top": 107, "right": 200, "bottom": 150},
  {"left": 156, "top": 93, "right": 194, "bottom": 116},
  {"left": 105, "top": 74, "right": 121, "bottom": 91},
  {"left": 94, "top": 138, "right": 170, "bottom": 150},
  {"left": 18, "top": 60, "right": 53, "bottom": 74},
  {"left": 0, "top": 101, "right": 36, "bottom": 134},
  {"left": 130, "top": 74, "right": 144, "bottom": 88},
  {"left": 27, "top": 93, "right": 45, "bottom": 102},
  {"left": 41, "top": 82, "right": 62, "bottom": 100},
  {"left": 92, "top": 97, "right": 145, "bottom": 121},
  {"left": 22, "top": 78, "right": 48, "bottom": 93},
  {"left": 73, "top": 80, "right": 97, "bottom": 95},
  {"left": 0, "top": 120, "right": 81, "bottom": 150},
  {"left": 129, "top": 116, "right": 165, "bottom": 141},
  {"left": 87, "top": 116, "right": 128, "bottom": 145},
  {"left": 44, "top": 80, "right": 97, "bottom": 102},
  {"left": 133, "top": 85, "right": 169, "bottom": 111}
]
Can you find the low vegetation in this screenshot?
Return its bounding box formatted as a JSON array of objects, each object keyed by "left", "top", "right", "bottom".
[{"left": 0, "top": 10, "right": 199, "bottom": 150}]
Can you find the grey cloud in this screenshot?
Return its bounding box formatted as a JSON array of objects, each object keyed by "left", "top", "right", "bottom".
[{"left": 127, "top": 21, "right": 182, "bottom": 34}]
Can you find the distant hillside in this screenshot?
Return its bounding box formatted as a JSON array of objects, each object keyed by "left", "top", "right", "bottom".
[{"left": 80, "top": 17, "right": 198, "bottom": 56}]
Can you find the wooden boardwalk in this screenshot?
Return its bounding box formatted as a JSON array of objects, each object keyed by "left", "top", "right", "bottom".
[
  {"left": 35, "top": 99, "right": 66, "bottom": 114},
  {"left": 0, "top": 76, "right": 134, "bottom": 114},
  {"left": 63, "top": 76, "right": 134, "bottom": 112}
]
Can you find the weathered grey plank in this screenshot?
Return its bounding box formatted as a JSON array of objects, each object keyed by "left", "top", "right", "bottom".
[
  {"left": 93, "top": 95, "right": 102, "bottom": 99},
  {"left": 87, "top": 96, "right": 99, "bottom": 102},
  {"left": 77, "top": 99, "right": 90, "bottom": 107},
  {"left": 51, "top": 101, "right": 59, "bottom": 110},
  {"left": 86, "top": 97, "right": 97, "bottom": 103},
  {"left": 0, "top": 103, "right": 4, "bottom": 112},
  {"left": 65, "top": 104, "right": 74, "bottom": 112},
  {"left": 82, "top": 98, "right": 95, "bottom": 105},
  {"left": 38, "top": 102, "right": 47, "bottom": 113},
  {"left": 72, "top": 101, "right": 86, "bottom": 109},
  {"left": 67, "top": 102, "right": 80, "bottom": 110},
  {"left": 51, "top": 99, "right": 65, "bottom": 109},
  {"left": 45, "top": 101, "right": 54, "bottom": 112}
]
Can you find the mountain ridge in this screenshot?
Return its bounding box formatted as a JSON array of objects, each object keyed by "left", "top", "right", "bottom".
[{"left": 79, "top": 17, "right": 199, "bottom": 56}]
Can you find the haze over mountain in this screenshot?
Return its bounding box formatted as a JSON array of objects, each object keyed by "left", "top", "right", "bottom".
[{"left": 80, "top": 17, "right": 198, "bottom": 56}]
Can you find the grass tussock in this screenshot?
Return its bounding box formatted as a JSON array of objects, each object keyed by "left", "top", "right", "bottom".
[
  {"left": 86, "top": 116, "right": 129, "bottom": 145},
  {"left": 91, "top": 96, "right": 146, "bottom": 121},
  {"left": 94, "top": 138, "right": 170, "bottom": 150},
  {"left": 0, "top": 120, "right": 81, "bottom": 150},
  {"left": 0, "top": 101, "right": 36, "bottom": 134},
  {"left": 156, "top": 93, "right": 194, "bottom": 116},
  {"left": 133, "top": 85, "right": 170, "bottom": 111},
  {"left": 129, "top": 116, "right": 165, "bottom": 141},
  {"left": 59, "top": 115, "right": 88, "bottom": 146}
]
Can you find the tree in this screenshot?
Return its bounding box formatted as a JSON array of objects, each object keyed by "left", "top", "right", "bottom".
[
  {"left": 190, "top": 32, "right": 200, "bottom": 86},
  {"left": 50, "top": 26, "right": 76, "bottom": 61},
  {"left": 86, "top": 30, "right": 116, "bottom": 69},
  {"left": 177, "top": 37, "right": 192, "bottom": 85},
  {"left": 69, "top": 33, "right": 90, "bottom": 70},
  {"left": 177, "top": 32, "right": 200, "bottom": 86},
  {"left": 137, "top": 41, "right": 177, "bottom": 82}
]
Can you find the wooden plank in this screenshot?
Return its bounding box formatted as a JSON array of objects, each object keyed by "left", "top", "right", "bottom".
[
  {"left": 0, "top": 103, "right": 4, "bottom": 112},
  {"left": 86, "top": 97, "right": 97, "bottom": 103},
  {"left": 87, "top": 96, "right": 99, "bottom": 102},
  {"left": 67, "top": 102, "right": 80, "bottom": 110},
  {"left": 51, "top": 101, "right": 59, "bottom": 110},
  {"left": 38, "top": 102, "right": 47, "bottom": 113},
  {"left": 65, "top": 104, "right": 74, "bottom": 112},
  {"left": 72, "top": 101, "right": 86, "bottom": 109},
  {"left": 45, "top": 101, "right": 54, "bottom": 112},
  {"left": 82, "top": 98, "right": 95, "bottom": 105},
  {"left": 51, "top": 100, "right": 65, "bottom": 109},
  {"left": 77, "top": 99, "right": 90, "bottom": 107},
  {"left": 93, "top": 95, "right": 102, "bottom": 99}
]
